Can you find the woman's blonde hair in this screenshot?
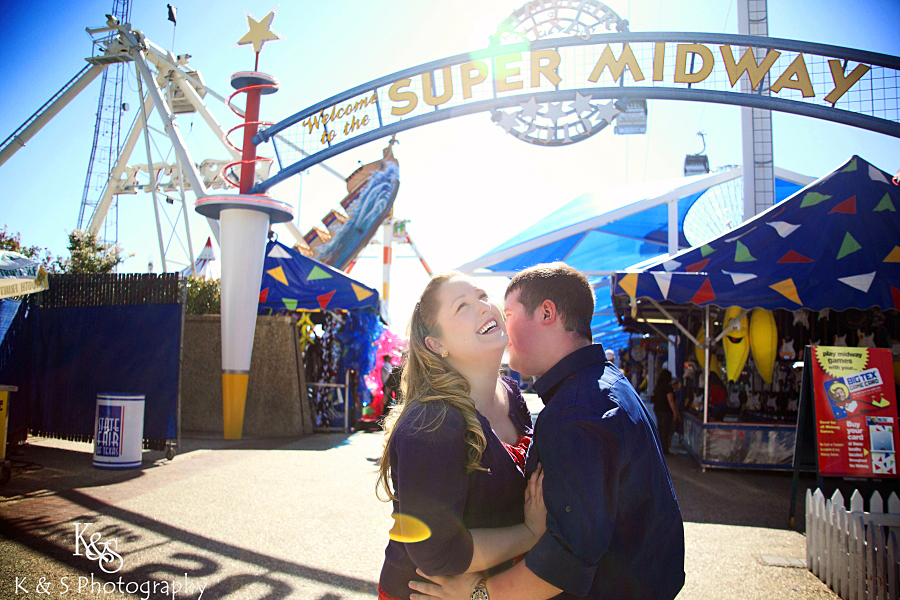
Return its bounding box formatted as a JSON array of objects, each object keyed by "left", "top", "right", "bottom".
[{"left": 376, "top": 272, "right": 488, "bottom": 501}]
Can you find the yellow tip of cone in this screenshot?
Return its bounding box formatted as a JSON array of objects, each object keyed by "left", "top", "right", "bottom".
[{"left": 223, "top": 373, "right": 249, "bottom": 440}]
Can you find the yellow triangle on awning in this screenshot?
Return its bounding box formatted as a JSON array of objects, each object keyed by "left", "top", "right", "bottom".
[
  {"left": 618, "top": 273, "right": 638, "bottom": 298},
  {"left": 884, "top": 246, "right": 900, "bottom": 263},
  {"left": 769, "top": 278, "right": 802, "bottom": 305},
  {"left": 266, "top": 265, "right": 288, "bottom": 285},
  {"left": 352, "top": 283, "right": 374, "bottom": 302}
]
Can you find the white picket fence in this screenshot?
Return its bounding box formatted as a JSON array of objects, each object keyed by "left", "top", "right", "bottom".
[{"left": 806, "top": 488, "right": 900, "bottom": 599}]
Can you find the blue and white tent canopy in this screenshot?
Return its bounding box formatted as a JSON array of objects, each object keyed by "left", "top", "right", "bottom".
[
  {"left": 259, "top": 241, "right": 380, "bottom": 313},
  {"left": 612, "top": 156, "right": 900, "bottom": 312},
  {"left": 458, "top": 168, "right": 810, "bottom": 276},
  {"left": 457, "top": 167, "right": 811, "bottom": 347}
]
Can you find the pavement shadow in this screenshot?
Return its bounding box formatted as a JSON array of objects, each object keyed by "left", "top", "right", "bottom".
[
  {"left": 1, "top": 433, "right": 359, "bottom": 502},
  {"left": 665, "top": 452, "right": 818, "bottom": 532},
  {"left": 0, "top": 442, "right": 165, "bottom": 502},
  {"left": 1, "top": 488, "right": 377, "bottom": 599}
]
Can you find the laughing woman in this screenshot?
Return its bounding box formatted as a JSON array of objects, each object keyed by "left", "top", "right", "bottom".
[{"left": 376, "top": 272, "right": 544, "bottom": 600}]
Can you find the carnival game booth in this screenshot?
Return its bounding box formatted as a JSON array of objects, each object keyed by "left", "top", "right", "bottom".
[
  {"left": 611, "top": 156, "right": 900, "bottom": 470},
  {"left": 258, "top": 240, "right": 382, "bottom": 431}
]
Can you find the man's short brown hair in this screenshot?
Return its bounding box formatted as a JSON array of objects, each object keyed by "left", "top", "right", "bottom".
[{"left": 505, "top": 262, "right": 594, "bottom": 341}]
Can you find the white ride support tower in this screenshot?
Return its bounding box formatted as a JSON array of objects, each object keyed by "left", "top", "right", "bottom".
[{"left": 739, "top": 0, "right": 776, "bottom": 221}]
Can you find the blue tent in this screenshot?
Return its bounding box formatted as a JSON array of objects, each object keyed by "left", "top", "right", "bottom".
[
  {"left": 612, "top": 156, "right": 900, "bottom": 312},
  {"left": 259, "top": 240, "right": 380, "bottom": 313},
  {"left": 457, "top": 168, "right": 810, "bottom": 349}
]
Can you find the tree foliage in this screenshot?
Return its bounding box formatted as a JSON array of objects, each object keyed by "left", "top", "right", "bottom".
[
  {"left": 184, "top": 276, "right": 221, "bottom": 315},
  {"left": 0, "top": 226, "right": 57, "bottom": 269},
  {"left": 56, "top": 229, "right": 128, "bottom": 274},
  {"left": 2, "top": 227, "right": 132, "bottom": 274}
]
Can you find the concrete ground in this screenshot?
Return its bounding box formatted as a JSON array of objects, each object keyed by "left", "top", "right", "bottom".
[{"left": 0, "top": 425, "right": 837, "bottom": 600}]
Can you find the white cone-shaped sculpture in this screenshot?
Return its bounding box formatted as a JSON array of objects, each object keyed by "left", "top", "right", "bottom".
[
  {"left": 220, "top": 208, "right": 269, "bottom": 436},
  {"left": 196, "top": 195, "right": 293, "bottom": 438}
]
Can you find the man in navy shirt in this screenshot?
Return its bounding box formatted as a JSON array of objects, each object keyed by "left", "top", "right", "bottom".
[{"left": 409, "top": 263, "right": 684, "bottom": 600}]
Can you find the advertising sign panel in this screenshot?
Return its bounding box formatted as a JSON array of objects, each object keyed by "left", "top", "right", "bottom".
[{"left": 809, "top": 346, "right": 899, "bottom": 478}]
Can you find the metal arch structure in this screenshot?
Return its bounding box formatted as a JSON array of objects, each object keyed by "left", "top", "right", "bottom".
[{"left": 253, "top": 32, "right": 900, "bottom": 195}]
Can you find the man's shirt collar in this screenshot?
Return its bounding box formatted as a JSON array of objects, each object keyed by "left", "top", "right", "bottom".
[{"left": 533, "top": 343, "right": 607, "bottom": 404}]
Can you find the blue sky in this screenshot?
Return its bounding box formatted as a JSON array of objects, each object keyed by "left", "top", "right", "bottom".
[{"left": 1, "top": 0, "right": 899, "bottom": 327}]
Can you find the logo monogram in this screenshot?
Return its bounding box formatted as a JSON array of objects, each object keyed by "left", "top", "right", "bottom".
[{"left": 73, "top": 523, "right": 124, "bottom": 574}]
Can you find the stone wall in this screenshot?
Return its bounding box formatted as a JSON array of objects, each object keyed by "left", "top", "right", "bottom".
[{"left": 181, "top": 315, "right": 312, "bottom": 437}]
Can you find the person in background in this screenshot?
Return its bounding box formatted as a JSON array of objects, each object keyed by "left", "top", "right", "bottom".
[
  {"left": 682, "top": 359, "right": 727, "bottom": 420},
  {"left": 382, "top": 354, "right": 404, "bottom": 417},
  {"left": 604, "top": 348, "right": 615, "bottom": 365},
  {"left": 707, "top": 368, "right": 728, "bottom": 421},
  {"left": 652, "top": 369, "right": 679, "bottom": 455}
]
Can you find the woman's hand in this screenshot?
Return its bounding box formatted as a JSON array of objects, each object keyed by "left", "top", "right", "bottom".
[
  {"left": 410, "top": 570, "right": 481, "bottom": 600},
  {"left": 523, "top": 463, "right": 546, "bottom": 539},
  {"left": 463, "top": 465, "right": 546, "bottom": 571}
]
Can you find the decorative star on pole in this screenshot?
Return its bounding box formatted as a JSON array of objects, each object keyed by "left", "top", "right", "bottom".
[{"left": 237, "top": 9, "right": 282, "bottom": 68}]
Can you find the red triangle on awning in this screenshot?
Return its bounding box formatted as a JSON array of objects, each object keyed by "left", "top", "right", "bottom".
[
  {"left": 259, "top": 288, "right": 269, "bottom": 303},
  {"left": 777, "top": 250, "right": 814, "bottom": 264},
  {"left": 690, "top": 278, "right": 716, "bottom": 304},
  {"left": 892, "top": 286, "right": 900, "bottom": 311},
  {"left": 686, "top": 258, "right": 710, "bottom": 272},
  {"left": 317, "top": 289, "right": 336, "bottom": 310},
  {"left": 828, "top": 196, "right": 856, "bottom": 215}
]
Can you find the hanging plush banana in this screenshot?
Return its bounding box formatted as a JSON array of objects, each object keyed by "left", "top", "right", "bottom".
[
  {"left": 723, "top": 306, "right": 750, "bottom": 382},
  {"left": 749, "top": 308, "right": 777, "bottom": 384}
]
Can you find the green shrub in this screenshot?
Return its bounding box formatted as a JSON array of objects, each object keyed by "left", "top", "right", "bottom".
[{"left": 184, "top": 276, "right": 220, "bottom": 315}]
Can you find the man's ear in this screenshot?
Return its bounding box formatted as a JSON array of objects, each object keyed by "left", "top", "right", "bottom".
[
  {"left": 540, "top": 300, "right": 558, "bottom": 324},
  {"left": 424, "top": 336, "right": 443, "bottom": 355}
]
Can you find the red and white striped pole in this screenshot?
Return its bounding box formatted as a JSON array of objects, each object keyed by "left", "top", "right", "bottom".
[
  {"left": 382, "top": 218, "right": 393, "bottom": 317},
  {"left": 404, "top": 233, "right": 433, "bottom": 277}
]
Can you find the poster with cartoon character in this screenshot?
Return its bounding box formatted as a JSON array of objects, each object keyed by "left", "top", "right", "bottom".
[{"left": 811, "top": 346, "right": 899, "bottom": 478}]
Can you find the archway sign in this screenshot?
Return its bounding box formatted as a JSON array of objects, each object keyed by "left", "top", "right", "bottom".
[{"left": 251, "top": 0, "right": 900, "bottom": 195}]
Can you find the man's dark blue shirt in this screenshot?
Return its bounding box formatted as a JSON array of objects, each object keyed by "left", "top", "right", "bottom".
[{"left": 524, "top": 344, "right": 685, "bottom": 600}]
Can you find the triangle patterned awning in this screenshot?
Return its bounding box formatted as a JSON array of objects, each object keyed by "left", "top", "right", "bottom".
[
  {"left": 259, "top": 241, "right": 379, "bottom": 313},
  {"left": 612, "top": 156, "right": 900, "bottom": 312}
]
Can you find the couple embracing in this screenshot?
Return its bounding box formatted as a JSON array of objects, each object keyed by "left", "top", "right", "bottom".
[{"left": 376, "top": 263, "right": 685, "bottom": 600}]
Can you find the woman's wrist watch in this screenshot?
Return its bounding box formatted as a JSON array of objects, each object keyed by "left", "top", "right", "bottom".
[{"left": 471, "top": 578, "right": 489, "bottom": 600}]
